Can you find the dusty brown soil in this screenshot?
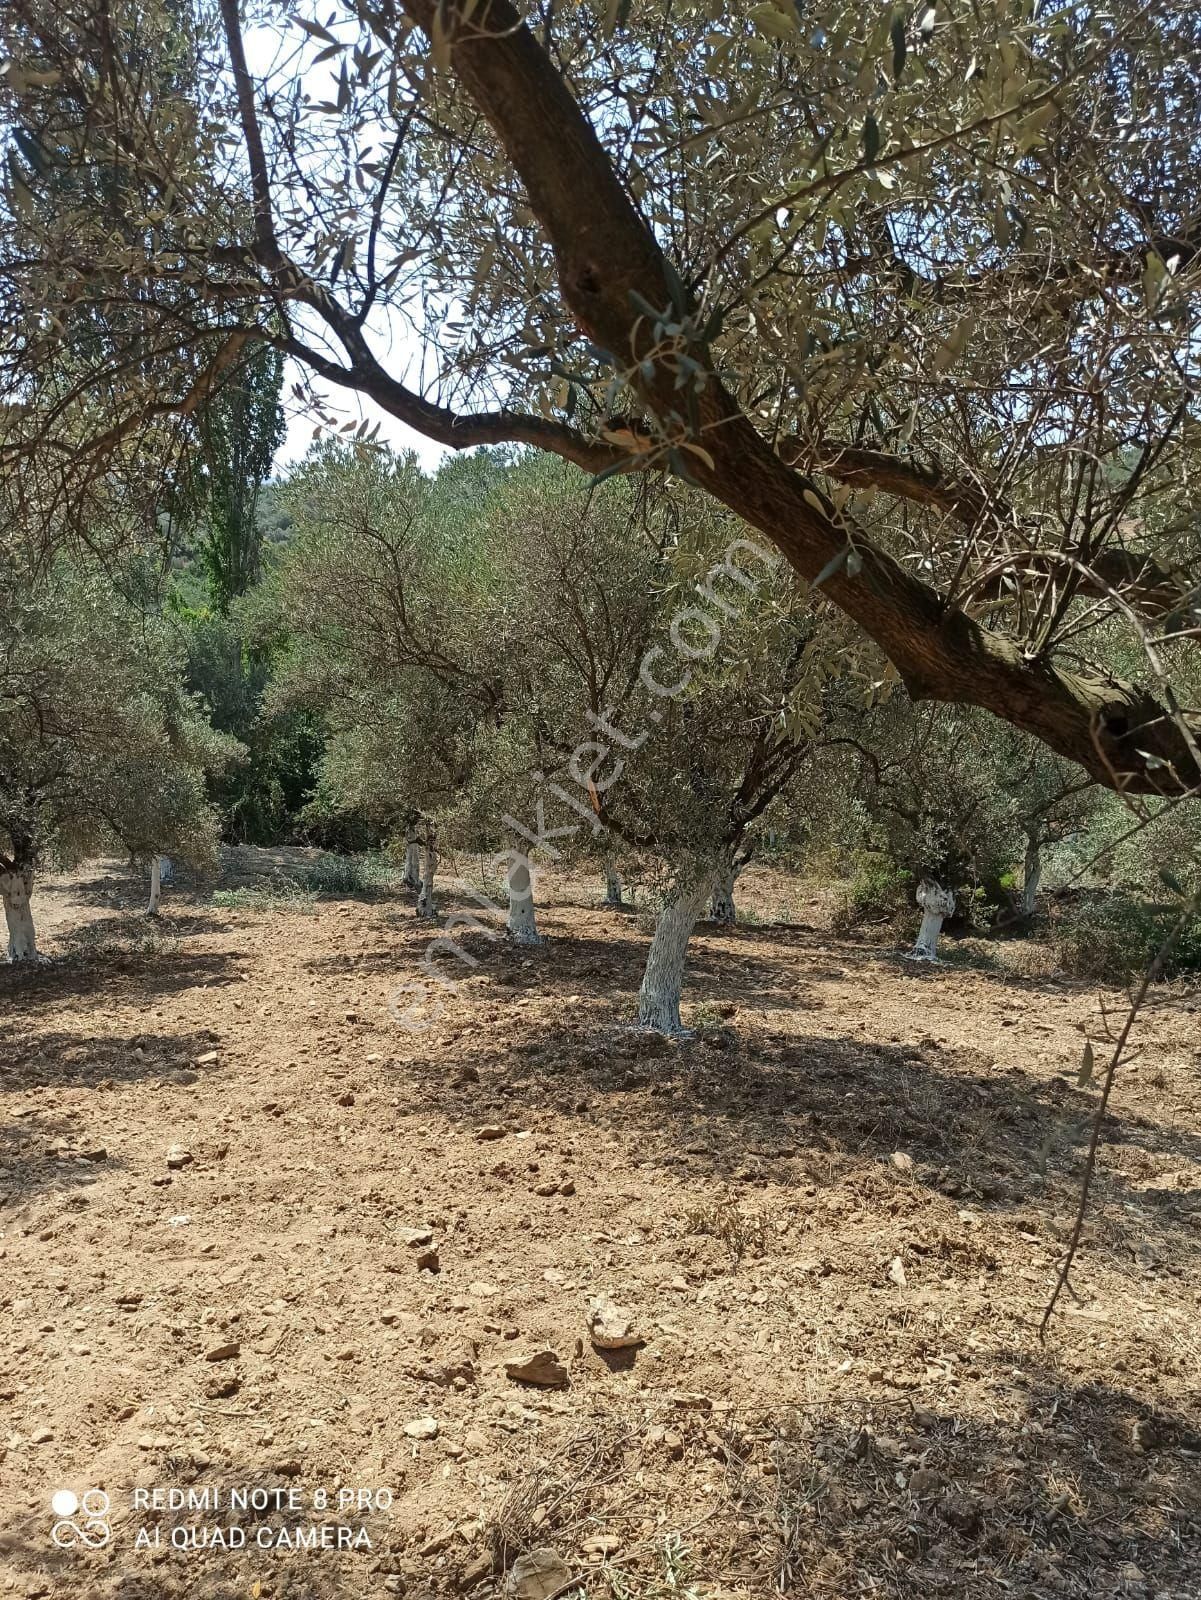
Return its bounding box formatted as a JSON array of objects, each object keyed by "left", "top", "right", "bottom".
[{"left": 1, "top": 853, "right": 1199, "bottom": 1600}]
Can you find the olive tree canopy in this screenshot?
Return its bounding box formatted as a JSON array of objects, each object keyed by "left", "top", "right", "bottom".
[{"left": 3, "top": 0, "right": 1200, "bottom": 791}]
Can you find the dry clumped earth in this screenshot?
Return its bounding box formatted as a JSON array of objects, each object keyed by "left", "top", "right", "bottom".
[{"left": 1, "top": 851, "right": 1199, "bottom": 1600}]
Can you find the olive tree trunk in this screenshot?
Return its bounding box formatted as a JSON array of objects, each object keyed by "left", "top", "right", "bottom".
[
  {"left": 505, "top": 854, "right": 541, "bottom": 944},
  {"left": 401, "top": 833, "right": 422, "bottom": 891},
  {"left": 1022, "top": 831, "right": 1042, "bottom": 919},
  {"left": 637, "top": 874, "right": 714, "bottom": 1034},
  {"left": 709, "top": 862, "right": 739, "bottom": 925},
  {"left": 910, "top": 878, "right": 956, "bottom": 961},
  {"left": 146, "top": 856, "right": 162, "bottom": 916},
  {"left": 1, "top": 866, "right": 39, "bottom": 962},
  {"left": 602, "top": 858, "right": 625, "bottom": 908},
  {"left": 416, "top": 830, "right": 439, "bottom": 919}
]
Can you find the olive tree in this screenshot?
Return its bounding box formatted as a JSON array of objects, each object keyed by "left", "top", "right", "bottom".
[
  {"left": 0, "top": 558, "right": 234, "bottom": 959},
  {"left": 252, "top": 442, "right": 510, "bottom": 919},
  {"left": 4, "top": 0, "right": 1200, "bottom": 802},
  {"left": 802, "top": 700, "right": 1102, "bottom": 954},
  {"left": 473, "top": 456, "right": 851, "bottom": 1030}
]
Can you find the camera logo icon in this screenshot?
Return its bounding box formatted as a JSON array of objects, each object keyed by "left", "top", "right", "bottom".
[{"left": 51, "top": 1489, "right": 111, "bottom": 1549}]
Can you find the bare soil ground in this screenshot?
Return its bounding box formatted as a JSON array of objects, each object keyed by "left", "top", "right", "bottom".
[{"left": 1, "top": 852, "right": 1199, "bottom": 1600}]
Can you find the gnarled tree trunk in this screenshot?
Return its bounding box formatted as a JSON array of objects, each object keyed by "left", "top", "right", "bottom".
[
  {"left": 1, "top": 865, "right": 39, "bottom": 962},
  {"left": 1022, "top": 831, "right": 1042, "bottom": 919},
  {"left": 910, "top": 878, "right": 956, "bottom": 961},
  {"left": 505, "top": 853, "right": 541, "bottom": 944},
  {"left": 709, "top": 862, "right": 739, "bottom": 925},
  {"left": 602, "top": 858, "right": 625, "bottom": 908},
  {"left": 637, "top": 873, "right": 714, "bottom": 1034},
  {"left": 401, "top": 832, "right": 422, "bottom": 891},
  {"left": 146, "top": 856, "right": 162, "bottom": 916},
  {"left": 416, "top": 829, "right": 439, "bottom": 919}
]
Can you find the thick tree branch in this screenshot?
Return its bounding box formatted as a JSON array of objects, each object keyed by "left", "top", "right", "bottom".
[
  {"left": 382, "top": 0, "right": 1201, "bottom": 796},
  {"left": 794, "top": 437, "right": 1197, "bottom": 623},
  {"left": 271, "top": 327, "right": 622, "bottom": 470}
]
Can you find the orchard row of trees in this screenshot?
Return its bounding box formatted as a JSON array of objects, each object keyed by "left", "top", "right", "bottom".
[
  {"left": 4, "top": 368, "right": 1194, "bottom": 1022},
  {"left": 2, "top": 0, "right": 1200, "bottom": 1012}
]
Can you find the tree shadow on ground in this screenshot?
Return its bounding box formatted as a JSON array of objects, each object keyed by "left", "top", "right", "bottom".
[
  {"left": 0, "top": 1025, "right": 224, "bottom": 1205},
  {"left": 0, "top": 943, "right": 240, "bottom": 1009},
  {"left": 0, "top": 1112, "right": 128, "bottom": 1207},
  {"left": 308, "top": 908, "right": 812, "bottom": 1011},
  {"left": 394, "top": 1004, "right": 1201, "bottom": 1271},
  {"left": 742, "top": 1368, "right": 1201, "bottom": 1599},
  {"left": 0, "top": 1025, "right": 226, "bottom": 1093},
  {"left": 0, "top": 1368, "right": 1194, "bottom": 1599}
]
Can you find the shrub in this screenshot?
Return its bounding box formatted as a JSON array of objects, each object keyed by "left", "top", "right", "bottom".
[
  {"left": 833, "top": 854, "right": 912, "bottom": 931},
  {"left": 1053, "top": 894, "right": 1201, "bottom": 983},
  {"left": 293, "top": 853, "right": 398, "bottom": 896},
  {"left": 212, "top": 881, "right": 319, "bottom": 913}
]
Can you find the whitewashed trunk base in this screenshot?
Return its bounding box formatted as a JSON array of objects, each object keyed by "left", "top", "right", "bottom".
[
  {"left": 416, "top": 837, "right": 439, "bottom": 919},
  {"left": 146, "top": 857, "right": 162, "bottom": 917},
  {"left": 602, "top": 861, "right": 625, "bottom": 909},
  {"left": 907, "top": 879, "right": 956, "bottom": 961},
  {"left": 2, "top": 868, "right": 41, "bottom": 962},
  {"left": 506, "top": 856, "right": 541, "bottom": 945},
  {"left": 637, "top": 876, "right": 712, "bottom": 1034},
  {"left": 910, "top": 909, "right": 945, "bottom": 960},
  {"left": 1022, "top": 835, "right": 1042, "bottom": 919}
]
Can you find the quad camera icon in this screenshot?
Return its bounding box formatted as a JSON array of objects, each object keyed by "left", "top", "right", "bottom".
[{"left": 51, "top": 1488, "right": 112, "bottom": 1549}]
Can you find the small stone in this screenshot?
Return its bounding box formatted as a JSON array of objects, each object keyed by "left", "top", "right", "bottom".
[
  {"left": 475, "top": 1124, "right": 506, "bottom": 1141},
  {"left": 31, "top": 1426, "right": 53, "bottom": 1443},
  {"left": 80, "top": 1146, "right": 108, "bottom": 1163},
  {"left": 464, "top": 1429, "right": 488, "bottom": 1453},
  {"left": 453, "top": 1065, "right": 481, "bottom": 1086},
  {"left": 165, "top": 1144, "right": 192, "bottom": 1169},
  {"left": 194, "top": 1051, "right": 219, "bottom": 1065},
  {"left": 1132, "top": 1416, "right": 1165, "bottom": 1451},
  {"left": 888, "top": 1256, "right": 908, "bottom": 1289},
  {"left": 203, "top": 1341, "right": 240, "bottom": 1362},
  {"left": 398, "top": 1225, "right": 435, "bottom": 1247},
  {"left": 663, "top": 1430, "right": 684, "bottom": 1460},
  {"left": 403, "top": 1417, "right": 439, "bottom": 1440},
  {"left": 504, "top": 1350, "right": 569, "bottom": 1388},
  {"left": 582, "top": 1534, "right": 621, "bottom": 1560},
  {"left": 890, "top": 1151, "right": 914, "bottom": 1173},
  {"left": 416, "top": 1248, "right": 440, "bottom": 1273},
  {"left": 939, "top": 1491, "right": 982, "bottom": 1536},
  {"left": 559, "top": 1178, "right": 576, "bottom": 1196},
  {"left": 459, "top": 1554, "right": 495, "bottom": 1589},
  {"left": 204, "top": 1374, "right": 240, "bottom": 1399},
  {"left": 506, "top": 1548, "right": 572, "bottom": 1600},
  {"left": 381, "top": 1308, "right": 401, "bottom": 1325},
  {"left": 586, "top": 1294, "right": 641, "bottom": 1350},
  {"left": 533, "top": 1181, "right": 559, "bottom": 1197}
]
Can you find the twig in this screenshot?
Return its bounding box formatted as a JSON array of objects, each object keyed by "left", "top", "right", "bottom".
[{"left": 1039, "top": 894, "right": 1196, "bottom": 1339}]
